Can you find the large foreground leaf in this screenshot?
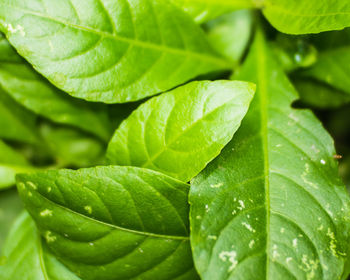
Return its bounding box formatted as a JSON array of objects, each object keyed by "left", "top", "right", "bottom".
[
  {"left": 17, "top": 166, "right": 198, "bottom": 280},
  {"left": 263, "top": 0, "right": 350, "bottom": 34},
  {"left": 0, "top": 212, "right": 81, "bottom": 280},
  {"left": 107, "top": 80, "right": 254, "bottom": 182},
  {"left": 190, "top": 29, "right": 350, "bottom": 279},
  {"left": 0, "top": 34, "right": 111, "bottom": 140},
  {"left": 170, "top": 0, "right": 257, "bottom": 23},
  {"left": 0, "top": 0, "right": 229, "bottom": 103}
]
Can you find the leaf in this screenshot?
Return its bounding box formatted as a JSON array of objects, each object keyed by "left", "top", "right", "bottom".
[
  {"left": 0, "top": 188, "right": 23, "bottom": 250},
  {"left": 106, "top": 80, "right": 255, "bottom": 182},
  {"left": 0, "top": 34, "right": 111, "bottom": 141},
  {"left": 0, "top": 140, "right": 35, "bottom": 190},
  {"left": 204, "top": 10, "right": 254, "bottom": 64},
  {"left": 17, "top": 166, "right": 199, "bottom": 280},
  {"left": 263, "top": 0, "right": 350, "bottom": 34},
  {"left": 190, "top": 29, "right": 350, "bottom": 279},
  {"left": 0, "top": 212, "right": 81, "bottom": 280},
  {"left": 0, "top": 0, "right": 230, "bottom": 103},
  {"left": 292, "top": 78, "right": 350, "bottom": 109},
  {"left": 39, "top": 123, "right": 105, "bottom": 168},
  {"left": 169, "top": 0, "right": 257, "bottom": 23},
  {"left": 298, "top": 47, "right": 350, "bottom": 98},
  {"left": 0, "top": 88, "right": 39, "bottom": 144}
]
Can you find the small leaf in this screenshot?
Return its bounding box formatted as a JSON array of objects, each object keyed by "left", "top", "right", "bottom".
[
  {"left": 0, "top": 0, "right": 230, "bottom": 103},
  {"left": 190, "top": 29, "right": 350, "bottom": 279},
  {"left": 170, "top": 0, "right": 257, "bottom": 23},
  {"left": 0, "top": 212, "right": 81, "bottom": 280},
  {"left": 0, "top": 140, "right": 35, "bottom": 189},
  {"left": 263, "top": 0, "right": 350, "bottom": 34},
  {"left": 17, "top": 166, "right": 199, "bottom": 280},
  {"left": 0, "top": 88, "right": 38, "bottom": 144},
  {"left": 107, "top": 80, "right": 255, "bottom": 182},
  {"left": 0, "top": 34, "right": 111, "bottom": 141}
]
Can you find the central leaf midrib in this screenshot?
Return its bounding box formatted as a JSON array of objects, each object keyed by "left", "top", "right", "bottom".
[
  {"left": 2, "top": 3, "right": 230, "bottom": 68},
  {"left": 31, "top": 186, "right": 189, "bottom": 241},
  {"left": 255, "top": 29, "right": 271, "bottom": 279}
]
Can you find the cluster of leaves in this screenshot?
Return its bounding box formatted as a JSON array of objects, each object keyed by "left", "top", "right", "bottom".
[{"left": 0, "top": 0, "right": 350, "bottom": 279}]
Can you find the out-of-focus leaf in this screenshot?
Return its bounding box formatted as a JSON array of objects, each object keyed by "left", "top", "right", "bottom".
[
  {"left": 204, "top": 10, "right": 254, "bottom": 64},
  {"left": 39, "top": 123, "right": 105, "bottom": 168},
  {"left": 0, "top": 34, "right": 111, "bottom": 141},
  {"left": 0, "top": 88, "right": 38, "bottom": 144},
  {"left": 0, "top": 212, "right": 81, "bottom": 280},
  {"left": 0, "top": 188, "right": 22, "bottom": 251}
]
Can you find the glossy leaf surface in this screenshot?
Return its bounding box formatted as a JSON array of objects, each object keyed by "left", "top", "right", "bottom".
[
  {"left": 0, "top": 0, "right": 229, "bottom": 103},
  {"left": 107, "top": 80, "right": 254, "bottom": 182},
  {"left": 17, "top": 166, "right": 198, "bottom": 280},
  {"left": 190, "top": 29, "right": 350, "bottom": 279}
]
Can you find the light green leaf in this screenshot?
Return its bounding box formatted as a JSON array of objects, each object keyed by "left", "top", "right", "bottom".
[
  {"left": 0, "top": 212, "right": 81, "bottom": 280},
  {"left": 0, "top": 0, "right": 230, "bottom": 103},
  {"left": 0, "top": 34, "right": 111, "bottom": 141},
  {"left": 190, "top": 29, "right": 350, "bottom": 279},
  {"left": 39, "top": 123, "right": 105, "bottom": 168},
  {"left": 106, "top": 80, "right": 255, "bottom": 182},
  {"left": 17, "top": 166, "right": 198, "bottom": 280},
  {"left": 263, "top": 0, "right": 350, "bottom": 34},
  {"left": 0, "top": 88, "right": 38, "bottom": 144},
  {"left": 204, "top": 10, "right": 254, "bottom": 64},
  {"left": 0, "top": 140, "right": 35, "bottom": 190},
  {"left": 299, "top": 47, "right": 350, "bottom": 98},
  {"left": 292, "top": 78, "right": 350, "bottom": 109},
  {"left": 169, "top": 0, "right": 257, "bottom": 23}
]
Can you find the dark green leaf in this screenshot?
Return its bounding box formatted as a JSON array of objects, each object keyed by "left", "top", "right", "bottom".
[
  {"left": 0, "top": 0, "right": 230, "bottom": 103},
  {"left": 17, "top": 166, "right": 199, "bottom": 280},
  {"left": 190, "top": 29, "right": 350, "bottom": 279},
  {"left": 107, "top": 80, "right": 255, "bottom": 182}
]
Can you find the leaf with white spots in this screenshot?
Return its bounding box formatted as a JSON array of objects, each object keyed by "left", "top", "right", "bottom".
[
  {"left": 0, "top": 212, "right": 81, "bottom": 280},
  {"left": 0, "top": 0, "right": 229, "bottom": 103},
  {"left": 190, "top": 29, "right": 350, "bottom": 280},
  {"left": 16, "top": 166, "right": 199, "bottom": 280}
]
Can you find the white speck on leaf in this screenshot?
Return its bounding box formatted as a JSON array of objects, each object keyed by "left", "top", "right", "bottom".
[
  {"left": 241, "top": 222, "right": 255, "bottom": 232},
  {"left": 210, "top": 182, "right": 223, "bottom": 188},
  {"left": 26, "top": 181, "right": 37, "bottom": 190},
  {"left": 320, "top": 159, "right": 326, "bottom": 165},
  {"left": 44, "top": 231, "right": 56, "bottom": 243},
  {"left": 219, "top": 251, "right": 238, "bottom": 272},
  {"left": 249, "top": 240, "right": 255, "bottom": 248},
  {"left": 40, "top": 209, "right": 53, "bottom": 217},
  {"left": 293, "top": 238, "right": 298, "bottom": 248},
  {"left": 84, "top": 205, "right": 92, "bottom": 214},
  {"left": 5, "top": 23, "right": 25, "bottom": 36}
]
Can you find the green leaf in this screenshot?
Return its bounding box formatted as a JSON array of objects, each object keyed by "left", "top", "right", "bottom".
[
  {"left": 0, "top": 188, "right": 23, "bottom": 251},
  {"left": 190, "top": 29, "right": 350, "bottom": 279},
  {"left": 0, "top": 88, "right": 38, "bottom": 144},
  {"left": 292, "top": 78, "right": 350, "bottom": 109},
  {"left": 204, "top": 10, "right": 254, "bottom": 64},
  {"left": 39, "top": 123, "right": 105, "bottom": 168},
  {"left": 0, "top": 212, "right": 81, "bottom": 280},
  {"left": 298, "top": 47, "right": 350, "bottom": 98},
  {"left": 0, "top": 0, "right": 230, "bottom": 103},
  {"left": 263, "top": 0, "right": 350, "bottom": 34},
  {"left": 0, "top": 140, "right": 35, "bottom": 189},
  {"left": 0, "top": 34, "right": 111, "bottom": 141},
  {"left": 106, "top": 80, "right": 255, "bottom": 182},
  {"left": 169, "top": 0, "right": 257, "bottom": 23},
  {"left": 17, "top": 166, "right": 198, "bottom": 280}
]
